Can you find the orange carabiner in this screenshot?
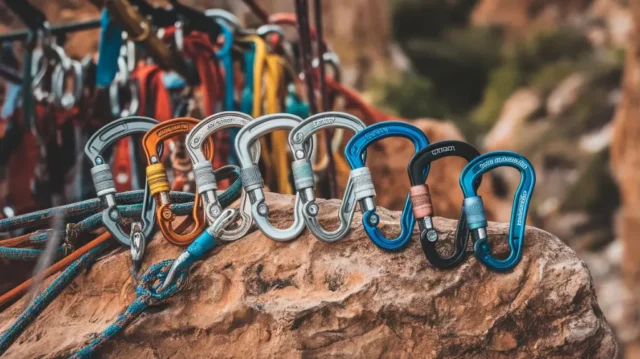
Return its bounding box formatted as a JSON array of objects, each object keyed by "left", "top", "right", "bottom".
[{"left": 142, "top": 117, "right": 215, "bottom": 245}]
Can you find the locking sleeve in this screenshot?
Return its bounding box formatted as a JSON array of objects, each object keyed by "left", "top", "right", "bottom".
[
  {"left": 351, "top": 167, "right": 376, "bottom": 200},
  {"left": 193, "top": 161, "right": 217, "bottom": 194},
  {"left": 240, "top": 165, "right": 264, "bottom": 192},
  {"left": 292, "top": 159, "right": 315, "bottom": 191},
  {"left": 146, "top": 163, "right": 170, "bottom": 196},
  {"left": 463, "top": 196, "right": 488, "bottom": 230},
  {"left": 410, "top": 184, "right": 434, "bottom": 219},
  {"left": 91, "top": 164, "right": 116, "bottom": 197}
]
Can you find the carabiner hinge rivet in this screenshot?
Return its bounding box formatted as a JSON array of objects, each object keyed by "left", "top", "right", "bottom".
[
  {"left": 307, "top": 203, "right": 319, "bottom": 216},
  {"left": 109, "top": 209, "right": 120, "bottom": 221},
  {"left": 367, "top": 213, "right": 379, "bottom": 226},
  {"left": 257, "top": 203, "right": 269, "bottom": 216}
]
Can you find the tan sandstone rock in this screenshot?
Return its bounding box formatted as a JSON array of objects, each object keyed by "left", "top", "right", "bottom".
[{"left": 0, "top": 194, "right": 619, "bottom": 358}]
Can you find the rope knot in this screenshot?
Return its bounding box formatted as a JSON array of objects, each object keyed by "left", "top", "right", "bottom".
[{"left": 135, "top": 260, "right": 188, "bottom": 304}]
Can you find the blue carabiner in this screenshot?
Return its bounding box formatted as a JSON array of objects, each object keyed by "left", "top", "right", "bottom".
[
  {"left": 215, "top": 20, "right": 235, "bottom": 112},
  {"left": 344, "top": 121, "right": 430, "bottom": 251},
  {"left": 459, "top": 151, "right": 536, "bottom": 271}
]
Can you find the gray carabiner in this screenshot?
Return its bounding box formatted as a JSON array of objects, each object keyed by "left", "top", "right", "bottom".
[
  {"left": 288, "top": 112, "right": 366, "bottom": 242},
  {"left": 84, "top": 116, "right": 163, "bottom": 247},
  {"left": 235, "top": 113, "right": 314, "bottom": 241},
  {"left": 109, "top": 50, "right": 140, "bottom": 117},
  {"left": 186, "top": 112, "right": 261, "bottom": 241},
  {"left": 52, "top": 59, "right": 83, "bottom": 109}
]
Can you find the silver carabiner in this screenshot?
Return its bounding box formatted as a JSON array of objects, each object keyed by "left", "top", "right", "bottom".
[
  {"left": 185, "top": 112, "right": 261, "bottom": 241},
  {"left": 52, "top": 58, "right": 83, "bottom": 109},
  {"left": 235, "top": 113, "right": 314, "bottom": 241},
  {"left": 288, "top": 112, "right": 366, "bottom": 242}
]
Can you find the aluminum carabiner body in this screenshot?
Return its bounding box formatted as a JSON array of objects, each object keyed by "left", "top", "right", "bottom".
[
  {"left": 186, "top": 112, "right": 260, "bottom": 241},
  {"left": 288, "top": 112, "right": 366, "bottom": 242},
  {"left": 459, "top": 151, "right": 536, "bottom": 271},
  {"left": 407, "top": 140, "right": 482, "bottom": 268},
  {"left": 142, "top": 117, "right": 215, "bottom": 246},
  {"left": 84, "top": 116, "right": 162, "bottom": 255},
  {"left": 344, "top": 121, "right": 430, "bottom": 251},
  {"left": 235, "top": 113, "right": 314, "bottom": 241}
]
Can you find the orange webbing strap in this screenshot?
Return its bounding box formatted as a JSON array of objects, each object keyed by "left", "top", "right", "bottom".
[{"left": 0, "top": 231, "right": 112, "bottom": 308}]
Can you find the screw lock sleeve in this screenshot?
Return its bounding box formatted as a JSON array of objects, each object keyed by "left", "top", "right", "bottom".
[
  {"left": 90, "top": 163, "right": 117, "bottom": 197},
  {"left": 146, "top": 163, "right": 170, "bottom": 196},
  {"left": 193, "top": 161, "right": 218, "bottom": 194},
  {"left": 351, "top": 167, "right": 376, "bottom": 201},
  {"left": 240, "top": 165, "right": 264, "bottom": 192},
  {"left": 292, "top": 159, "right": 315, "bottom": 191},
  {"left": 410, "top": 184, "right": 434, "bottom": 219},
  {"left": 463, "top": 196, "right": 488, "bottom": 230}
]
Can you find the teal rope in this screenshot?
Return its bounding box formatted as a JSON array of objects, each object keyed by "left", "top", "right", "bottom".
[
  {"left": 0, "top": 242, "right": 108, "bottom": 355},
  {"left": 0, "top": 247, "right": 64, "bottom": 261},
  {"left": 69, "top": 260, "right": 188, "bottom": 359}
]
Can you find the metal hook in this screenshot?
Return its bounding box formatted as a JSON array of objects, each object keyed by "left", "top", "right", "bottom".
[
  {"left": 459, "top": 151, "right": 536, "bottom": 271},
  {"left": 288, "top": 112, "right": 366, "bottom": 242},
  {"left": 407, "top": 140, "right": 482, "bottom": 268},
  {"left": 185, "top": 112, "right": 261, "bottom": 241},
  {"left": 234, "top": 113, "right": 314, "bottom": 241}
]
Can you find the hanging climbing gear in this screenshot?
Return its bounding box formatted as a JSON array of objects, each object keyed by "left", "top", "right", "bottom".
[
  {"left": 235, "top": 113, "right": 314, "bottom": 241},
  {"left": 142, "top": 117, "right": 215, "bottom": 246},
  {"left": 460, "top": 151, "right": 536, "bottom": 271},
  {"left": 407, "top": 140, "right": 482, "bottom": 268},
  {"left": 85, "top": 116, "right": 162, "bottom": 269},
  {"left": 288, "top": 112, "right": 366, "bottom": 242},
  {"left": 186, "top": 112, "right": 261, "bottom": 241},
  {"left": 344, "top": 121, "right": 430, "bottom": 251}
]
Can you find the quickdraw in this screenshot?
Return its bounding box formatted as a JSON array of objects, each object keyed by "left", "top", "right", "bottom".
[
  {"left": 407, "top": 140, "right": 482, "bottom": 268},
  {"left": 344, "top": 121, "right": 430, "bottom": 251},
  {"left": 84, "top": 116, "right": 162, "bottom": 268},
  {"left": 141, "top": 117, "right": 215, "bottom": 246},
  {"left": 235, "top": 113, "right": 314, "bottom": 241},
  {"left": 186, "top": 112, "right": 260, "bottom": 241},
  {"left": 460, "top": 151, "right": 536, "bottom": 271},
  {"left": 288, "top": 112, "right": 366, "bottom": 242}
]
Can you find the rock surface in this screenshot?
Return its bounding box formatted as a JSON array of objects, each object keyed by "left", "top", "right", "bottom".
[{"left": 0, "top": 194, "right": 619, "bottom": 358}]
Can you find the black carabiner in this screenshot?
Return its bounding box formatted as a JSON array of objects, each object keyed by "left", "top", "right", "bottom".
[{"left": 407, "top": 140, "right": 482, "bottom": 268}]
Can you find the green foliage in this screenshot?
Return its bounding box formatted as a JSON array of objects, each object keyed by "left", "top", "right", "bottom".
[
  {"left": 471, "top": 61, "right": 523, "bottom": 129},
  {"left": 529, "top": 61, "right": 575, "bottom": 92}
]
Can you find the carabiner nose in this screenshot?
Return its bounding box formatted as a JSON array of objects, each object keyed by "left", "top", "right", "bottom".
[
  {"left": 344, "top": 121, "right": 430, "bottom": 251},
  {"left": 288, "top": 112, "right": 366, "bottom": 242},
  {"left": 235, "top": 113, "right": 314, "bottom": 241},
  {"left": 407, "top": 140, "right": 482, "bottom": 268},
  {"left": 459, "top": 151, "right": 536, "bottom": 271},
  {"left": 186, "top": 112, "right": 261, "bottom": 241}
]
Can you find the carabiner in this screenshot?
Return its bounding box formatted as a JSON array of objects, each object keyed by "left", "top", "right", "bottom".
[
  {"left": 142, "top": 117, "right": 215, "bottom": 246},
  {"left": 407, "top": 140, "right": 482, "bottom": 268},
  {"left": 344, "top": 121, "right": 430, "bottom": 251},
  {"left": 235, "top": 113, "right": 314, "bottom": 241},
  {"left": 288, "top": 112, "right": 366, "bottom": 242},
  {"left": 459, "top": 151, "right": 536, "bottom": 271},
  {"left": 84, "top": 116, "right": 163, "bottom": 262},
  {"left": 186, "top": 112, "right": 260, "bottom": 241}
]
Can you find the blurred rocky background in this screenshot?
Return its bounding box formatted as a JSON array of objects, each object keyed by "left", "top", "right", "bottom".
[{"left": 1, "top": 0, "right": 640, "bottom": 357}]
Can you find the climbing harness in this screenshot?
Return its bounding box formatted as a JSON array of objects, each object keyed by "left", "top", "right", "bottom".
[
  {"left": 235, "top": 113, "right": 314, "bottom": 241},
  {"left": 85, "top": 116, "right": 163, "bottom": 269},
  {"left": 407, "top": 140, "right": 482, "bottom": 268},
  {"left": 142, "top": 117, "right": 215, "bottom": 246},
  {"left": 186, "top": 112, "right": 260, "bottom": 241},
  {"left": 288, "top": 112, "right": 366, "bottom": 242},
  {"left": 344, "top": 121, "right": 430, "bottom": 251},
  {"left": 460, "top": 151, "right": 535, "bottom": 271}
]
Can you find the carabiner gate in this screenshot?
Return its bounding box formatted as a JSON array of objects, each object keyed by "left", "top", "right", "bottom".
[
  {"left": 407, "top": 140, "right": 482, "bottom": 268},
  {"left": 459, "top": 151, "right": 536, "bottom": 271},
  {"left": 235, "top": 113, "right": 314, "bottom": 241},
  {"left": 142, "top": 117, "right": 215, "bottom": 246},
  {"left": 344, "top": 121, "right": 430, "bottom": 251},
  {"left": 288, "top": 112, "right": 366, "bottom": 242},
  {"left": 186, "top": 112, "right": 260, "bottom": 241}
]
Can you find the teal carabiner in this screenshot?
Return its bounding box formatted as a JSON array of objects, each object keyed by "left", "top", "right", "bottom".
[
  {"left": 344, "top": 121, "right": 430, "bottom": 251},
  {"left": 459, "top": 151, "right": 536, "bottom": 271},
  {"left": 215, "top": 19, "right": 235, "bottom": 112}
]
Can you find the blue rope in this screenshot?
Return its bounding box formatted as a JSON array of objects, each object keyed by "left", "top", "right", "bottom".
[
  {"left": 0, "top": 246, "right": 64, "bottom": 261},
  {"left": 70, "top": 260, "right": 188, "bottom": 359},
  {"left": 0, "top": 243, "right": 108, "bottom": 355}
]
